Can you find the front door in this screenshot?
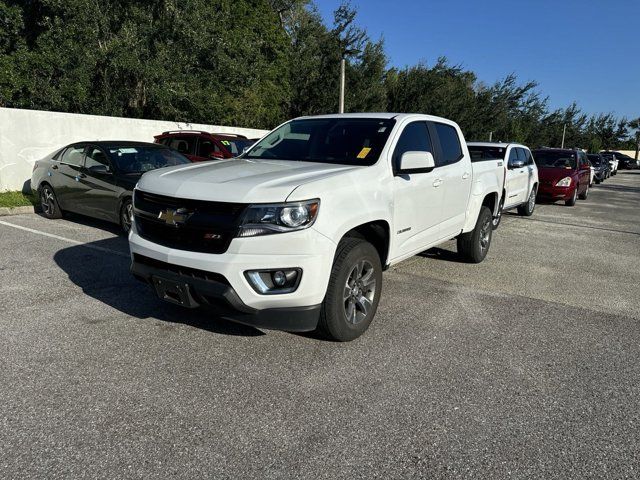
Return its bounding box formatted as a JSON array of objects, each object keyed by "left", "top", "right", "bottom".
[
  {"left": 391, "top": 121, "right": 444, "bottom": 259},
  {"left": 82, "top": 146, "right": 120, "bottom": 221}
]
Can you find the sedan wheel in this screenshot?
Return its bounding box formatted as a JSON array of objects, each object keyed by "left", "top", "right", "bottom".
[
  {"left": 39, "top": 185, "right": 62, "bottom": 219},
  {"left": 120, "top": 200, "right": 133, "bottom": 234}
]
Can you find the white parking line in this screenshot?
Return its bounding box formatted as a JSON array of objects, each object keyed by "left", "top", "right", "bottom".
[{"left": 0, "top": 219, "right": 129, "bottom": 258}]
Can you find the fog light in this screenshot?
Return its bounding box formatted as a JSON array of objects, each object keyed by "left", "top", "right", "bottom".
[{"left": 245, "top": 269, "right": 301, "bottom": 294}]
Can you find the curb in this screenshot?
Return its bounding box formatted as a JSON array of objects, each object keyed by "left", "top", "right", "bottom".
[{"left": 0, "top": 205, "right": 37, "bottom": 216}]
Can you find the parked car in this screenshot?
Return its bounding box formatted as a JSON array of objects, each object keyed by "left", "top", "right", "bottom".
[
  {"left": 600, "top": 152, "right": 619, "bottom": 175},
  {"left": 533, "top": 148, "right": 591, "bottom": 206},
  {"left": 603, "top": 151, "right": 638, "bottom": 170},
  {"left": 154, "top": 130, "right": 258, "bottom": 162},
  {"left": 467, "top": 142, "right": 538, "bottom": 229},
  {"left": 31, "top": 141, "right": 190, "bottom": 233},
  {"left": 587, "top": 153, "right": 609, "bottom": 183},
  {"left": 130, "top": 113, "right": 505, "bottom": 341}
]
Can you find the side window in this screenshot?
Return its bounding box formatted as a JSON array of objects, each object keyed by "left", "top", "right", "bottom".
[
  {"left": 60, "top": 146, "right": 85, "bottom": 166},
  {"left": 85, "top": 147, "right": 111, "bottom": 170},
  {"left": 198, "top": 139, "right": 215, "bottom": 158},
  {"left": 516, "top": 148, "right": 527, "bottom": 163},
  {"left": 523, "top": 149, "right": 533, "bottom": 165},
  {"left": 167, "top": 136, "right": 197, "bottom": 155},
  {"left": 507, "top": 148, "right": 519, "bottom": 167},
  {"left": 392, "top": 122, "right": 433, "bottom": 170},
  {"left": 433, "top": 123, "right": 462, "bottom": 165}
]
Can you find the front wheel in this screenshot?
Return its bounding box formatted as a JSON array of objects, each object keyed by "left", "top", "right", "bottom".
[
  {"left": 457, "top": 206, "right": 493, "bottom": 263},
  {"left": 565, "top": 187, "right": 578, "bottom": 206},
  {"left": 120, "top": 199, "right": 133, "bottom": 234},
  {"left": 578, "top": 183, "right": 588, "bottom": 200},
  {"left": 317, "top": 238, "right": 382, "bottom": 342},
  {"left": 517, "top": 187, "right": 536, "bottom": 216}
]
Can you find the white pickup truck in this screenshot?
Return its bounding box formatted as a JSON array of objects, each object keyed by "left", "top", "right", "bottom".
[
  {"left": 130, "top": 113, "right": 504, "bottom": 341},
  {"left": 467, "top": 142, "right": 539, "bottom": 229}
]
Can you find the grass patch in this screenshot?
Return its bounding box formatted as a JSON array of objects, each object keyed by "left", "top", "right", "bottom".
[{"left": 0, "top": 191, "right": 38, "bottom": 208}]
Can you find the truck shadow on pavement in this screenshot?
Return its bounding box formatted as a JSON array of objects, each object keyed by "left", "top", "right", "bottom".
[{"left": 53, "top": 237, "right": 265, "bottom": 337}]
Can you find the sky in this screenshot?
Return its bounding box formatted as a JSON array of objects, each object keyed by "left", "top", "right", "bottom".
[{"left": 317, "top": 0, "right": 640, "bottom": 120}]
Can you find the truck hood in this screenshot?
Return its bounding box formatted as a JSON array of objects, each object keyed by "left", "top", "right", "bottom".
[{"left": 136, "top": 158, "right": 362, "bottom": 203}]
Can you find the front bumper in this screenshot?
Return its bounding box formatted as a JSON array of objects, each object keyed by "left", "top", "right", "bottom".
[
  {"left": 129, "top": 223, "right": 336, "bottom": 331},
  {"left": 536, "top": 183, "right": 574, "bottom": 201}
]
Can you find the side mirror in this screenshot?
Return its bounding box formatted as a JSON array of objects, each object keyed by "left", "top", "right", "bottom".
[
  {"left": 398, "top": 151, "right": 435, "bottom": 174},
  {"left": 510, "top": 159, "right": 525, "bottom": 169},
  {"left": 88, "top": 164, "right": 111, "bottom": 174}
]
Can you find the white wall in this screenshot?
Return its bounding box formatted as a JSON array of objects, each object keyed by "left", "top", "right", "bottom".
[{"left": 0, "top": 107, "right": 269, "bottom": 192}]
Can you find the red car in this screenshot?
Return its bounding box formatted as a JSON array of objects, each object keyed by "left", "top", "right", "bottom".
[
  {"left": 154, "top": 130, "right": 257, "bottom": 162},
  {"left": 533, "top": 148, "right": 591, "bottom": 206}
]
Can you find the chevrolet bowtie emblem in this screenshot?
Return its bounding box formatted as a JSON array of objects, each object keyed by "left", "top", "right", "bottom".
[{"left": 158, "top": 208, "right": 192, "bottom": 226}]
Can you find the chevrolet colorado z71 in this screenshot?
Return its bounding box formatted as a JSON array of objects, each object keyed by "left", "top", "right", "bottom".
[{"left": 130, "top": 113, "right": 504, "bottom": 341}]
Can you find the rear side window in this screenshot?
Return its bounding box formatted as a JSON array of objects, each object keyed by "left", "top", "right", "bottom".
[
  {"left": 166, "top": 136, "right": 197, "bottom": 155},
  {"left": 523, "top": 149, "right": 534, "bottom": 165},
  {"left": 468, "top": 146, "right": 505, "bottom": 162},
  {"left": 392, "top": 122, "right": 433, "bottom": 170},
  {"left": 433, "top": 123, "right": 462, "bottom": 165},
  {"left": 60, "top": 146, "right": 85, "bottom": 166}
]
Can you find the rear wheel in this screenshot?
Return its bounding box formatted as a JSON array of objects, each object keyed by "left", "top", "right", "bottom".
[
  {"left": 120, "top": 199, "right": 133, "bottom": 234},
  {"left": 492, "top": 196, "right": 504, "bottom": 230},
  {"left": 317, "top": 238, "right": 382, "bottom": 342},
  {"left": 457, "top": 206, "right": 493, "bottom": 263},
  {"left": 578, "top": 183, "right": 589, "bottom": 200},
  {"left": 517, "top": 187, "right": 536, "bottom": 216},
  {"left": 565, "top": 187, "right": 578, "bottom": 206},
  {"left": 39, "top": 184, "right": 62, "bottom": 219}
]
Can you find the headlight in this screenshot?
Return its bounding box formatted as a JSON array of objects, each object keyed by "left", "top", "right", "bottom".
[
  {"left": 556, "top": 177, "right": 572, "bottom": 187},
  {"left": 238, "top": 199, "right": 320, "bottom": 237}
]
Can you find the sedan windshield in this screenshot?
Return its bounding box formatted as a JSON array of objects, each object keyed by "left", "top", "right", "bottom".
[
  {"left": 533, "top": 151, "right": 577, "bottom": 169},
  {"left": 245, "top": 118, "right": 396, "bottom": 166},
  {"left": 108, "top": 146, "right": 190, "bottom": 173},
  {"left": 587, "top": 155, "right": 602, "bottom": 165}
]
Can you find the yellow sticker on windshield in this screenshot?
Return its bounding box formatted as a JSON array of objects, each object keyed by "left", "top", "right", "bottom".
[
  {"left": 357, "top": 147, "right": 372, "bottom": 159},
  {"left": 221, "top": 140, "right": 231, "bottom": 146}
]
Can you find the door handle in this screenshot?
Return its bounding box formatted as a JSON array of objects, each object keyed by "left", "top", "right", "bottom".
[
  {"left": 51, "top": 164, "right": 58, "bottom": 170},
  {"left": 75, "top": 173, "right": 86, "bottom": 181},
  {"left": 432, "top": 178, "right": 443, "bottom": 187},
  {"left": 462, "top": 172, "right": 470, "bottom": 179}
]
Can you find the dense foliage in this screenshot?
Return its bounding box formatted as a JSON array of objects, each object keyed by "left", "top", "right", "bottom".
[{"left": 0, "top": 0, "right": 637, "bottom": 150}]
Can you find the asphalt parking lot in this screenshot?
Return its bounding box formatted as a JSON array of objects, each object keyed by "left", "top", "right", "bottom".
[{"left": 1, "top": 172, "right": 639, "bottom": 479}]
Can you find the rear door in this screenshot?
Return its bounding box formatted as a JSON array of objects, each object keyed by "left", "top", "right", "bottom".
[
  {"left": 82, "top": 145, "right": 120, "bottom": 221},
  {"left": 391, "top": 121, "right": 444, "bottom": 258},
  {"left": 431, "top": 121, "right": 471, "bottom": 238},
  {"left": 505, "top": 147, "right": 528, "bottom": 207},
  {"left": 55, "top": 144, "right": 88, "bottom": 213}
]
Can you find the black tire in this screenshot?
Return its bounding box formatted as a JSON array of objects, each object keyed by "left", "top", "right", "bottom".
[
  {"left": 578, "top": 183, "right": 588, "bottom": 200},
  {"left": 492, "top": 196, "right": 504, "bottom": 230},
  {"left": 595, "top": 179, "right": 601, "bottom": 184},
  {"left": 517, "top": 186, "right": 536, "bottom": 216},
  {"left": 39, "top": 183, "right": 63, "bottom": 219},
  {"left": 317, "top": 237, "right": 382, "bottom": 342},
  {"left": 457, "top": 206, "right": 493, "bottom": 264},
  {"left": 120, "top": 198, "right": 133, "bottom": 234},
  {"left": 565, "top": 187, "right": 577, "bottom": 206}
]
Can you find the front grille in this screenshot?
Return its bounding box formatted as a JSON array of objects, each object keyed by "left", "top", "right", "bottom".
[
  {"left": 133, "top": 190, "right": 247, "bottom": 254},
  {"left": 133, "top": 254, "right": 229, "bottom": 285}
]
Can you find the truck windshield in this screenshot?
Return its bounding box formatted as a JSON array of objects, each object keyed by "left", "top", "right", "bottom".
[
  {"left": 468, "top": 145, "right": 506, "bottom": 161},
  {"left": 244, "top": 118, "right": 396, "bottom": 166},
  {"left": 533, "top": 151, "right": 577, "bottom": 169}
]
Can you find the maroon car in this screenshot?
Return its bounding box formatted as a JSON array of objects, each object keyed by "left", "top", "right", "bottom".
[
  {"left": 154, "top": 130, "right": 257, "bottom": 162},
  {"left": 533, "top": 149, "right": 591, "bottom": 206}
]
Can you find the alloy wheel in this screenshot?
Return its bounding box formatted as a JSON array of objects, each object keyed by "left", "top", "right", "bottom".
[
  {"left": 343, "top": 260, "right": 377, "bottom": 325},
  {"left": 122, "top": 203, "right": 133, "bottom": 233},
  {"left": 479, "top": 215, "right": 492, "bottom": 255},
  {"left": 40, "top": 186, "right": 55, "bottom": 215}
]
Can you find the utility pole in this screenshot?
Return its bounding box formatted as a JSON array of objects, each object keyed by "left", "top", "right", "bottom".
[
  {"left": 489, "top": 131, "right": 493, "bottom": 142},
  {"left": 339, "top": 58, "right": 345, "bottom": 114},
  {"left": 561, "top": 124, "right": 567, "bottom": 149}
]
